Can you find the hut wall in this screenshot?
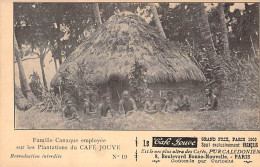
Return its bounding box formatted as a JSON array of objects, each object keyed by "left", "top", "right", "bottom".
[{"left": 148, "top": 81, "right": 205, "bottom": 110}]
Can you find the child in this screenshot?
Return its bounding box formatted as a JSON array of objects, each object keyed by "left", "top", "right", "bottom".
[
  {"left": 176, "top": 94, "right": 190, "bottom": 111},
  {"left": 164, "top": 91, "right": 178, "bottom": 112},
  {"left": 84, "top": 92, "right": 97, "bottom": 115},
  {"left": 98, "top": 95, "right": 114, "bottom": 117},
  {"left": 199, "top": 88, "right": 218, "bottom": 111},
  {"left": 63, "top": 100, "right": 79, "bottom": 120},
  {"left": 144, "top": 92, "right": 158, "bottom": 114},
  {"left": 158, "top": 97, "right": 167, "bottom": 111}
]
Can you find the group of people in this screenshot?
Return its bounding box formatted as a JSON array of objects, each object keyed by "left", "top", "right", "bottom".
[{"left": 63, "top": 88, "right": 218, "bottom": 120}]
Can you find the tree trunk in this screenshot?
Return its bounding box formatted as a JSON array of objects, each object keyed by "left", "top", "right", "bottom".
[
  {"left": 57, "top": 37, "right": 63, "bottom": 65},
  {"left": 149, "top": 3, "right": 166, "bottom": 39},
  {"left": 15, "top": 43, "right": 28, "bottom": 96},
  {"left": 56, "top": 4, "right": 63, "bottom": 65},
  {"left": 14, "top": 35, "right": 38, "bottom": 104},
  {"left": 218, "top": 3, "right": 230, "bottom": 57},
  {"left": 54, "top": 57, "right": 58, "bottom": 71},
  {"left": 198, "top": 3, "right": 226, "bottom": 90},
  {"left": 93, "top": 3, "right": 102, "bottom": 28},
  {"left": 15, "top": 83, "right": 32, "bottom": 110},
  {"left": 198, "top": 3, "right": 217, "bottom": 60},
  {"left": 58, "top": 54, "right": 62, "bottom": 65},
  {"left": 39, "top": 57, "right": 48, "bottom": 90}
]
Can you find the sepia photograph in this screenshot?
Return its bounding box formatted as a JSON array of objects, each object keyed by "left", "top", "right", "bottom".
[{"left": 14, "top": 2, "right": 259, "bottom": 130}]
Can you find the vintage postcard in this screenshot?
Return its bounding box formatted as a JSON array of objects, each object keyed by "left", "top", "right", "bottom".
[{"left": 0, "top": 0, "right": 259, "bottom": 166}]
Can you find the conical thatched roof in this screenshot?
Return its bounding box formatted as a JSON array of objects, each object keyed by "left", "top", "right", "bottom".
[{"left": 51, "top": 12, "right": 205, "bottom": 87}]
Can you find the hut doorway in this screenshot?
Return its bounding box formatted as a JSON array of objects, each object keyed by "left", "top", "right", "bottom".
[{"left": 106, "top": 76, "right": 129, "bottom": 110}]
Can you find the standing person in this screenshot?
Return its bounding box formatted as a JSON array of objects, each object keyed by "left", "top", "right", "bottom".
[
  {"left": 84, "top": 92, "right": 97, "bottom": 115},
  {"left": 98, "top": 94, "right": 113, "bottom": 117},
  {"left": 199, "top": 88, "right": 218, "bottom": 111},
  {"left": 144, "top": 91, "right": 158, "bottom": 114},
  {"left": 118, "top": 91, "right": 137, "bottom": 114},
  {"left": 164, "top": 91, "right": 178, "bottom": 112},
  {"left": 176, "top": 93, "right": 190, "bottom": 111},
  {"left": 63, "top": 100, "right": 78, "bottom": 120}
]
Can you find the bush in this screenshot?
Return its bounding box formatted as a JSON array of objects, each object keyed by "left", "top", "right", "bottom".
[
  {"left": 128, "top": 60, "right": 148, "bottom": 104},
  {"left": 179, "top": 42, "right": 259, "bottom": 109},
  {"left": 29, "top": 71, "right": 43, "bottom": 100},
  {"left": 59, "top": 62, "right": 98, "bottom": 109},
  {"left": 220, "top": 55, "right": 259, "bottom": 109},
  {"left": 37, "top": 91, "right": 64, "bottom": 113}
]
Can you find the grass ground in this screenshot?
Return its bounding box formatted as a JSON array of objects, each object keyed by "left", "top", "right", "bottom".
[{"left": 15, "top": 107, "right": 259, "bottom": 130}]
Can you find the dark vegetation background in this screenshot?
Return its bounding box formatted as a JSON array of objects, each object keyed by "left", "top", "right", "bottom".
[{"left": 14, "top": 3, "right": 259, "bottom": 130}]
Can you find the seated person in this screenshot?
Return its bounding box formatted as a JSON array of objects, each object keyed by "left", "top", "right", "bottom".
[
  {"left": 63, "top": 100, "right": 79, "bottom": 120},
  {"left": 199, "top": 88, "right": 218, "bottom": 111},
  {"left": 84, "top": 92, "right": 97, "bottom": 115},
  {"left": 118, "top": 91, "right": 137, "bottom": 114},
  {"left": 164, "top": 91, "right": 178, "bottom": 112},
  {"left": 144, "top": 92, "right": 158, "bottom": 114},
  {"left": 98, "top": 94, "right": 113, "bottom": 117},
  {"left": 158, "top": 97, "right": 167, "bottom": 111},
  {"left": 176, "top": 94, "right": 190, "bottom": 111}
]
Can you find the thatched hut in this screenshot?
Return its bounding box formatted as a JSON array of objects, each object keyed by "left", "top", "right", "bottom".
[{"left": 51, "top": 12, "right": 206, "bottom": 109}]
